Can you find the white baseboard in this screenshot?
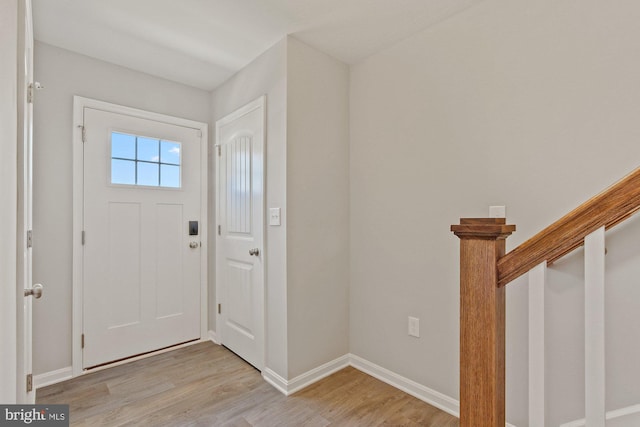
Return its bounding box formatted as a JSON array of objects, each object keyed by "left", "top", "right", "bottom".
[
  {"left": 262, "top": 353, "right": 516, "bottom": 427},
  {"left": 286, "top": 355, "right": 350, "bottom": 394},
  {"left": 262, "top": 354, "right": 351, "bottom": 396},
  {"left": 349, "top": 354, "right": 459, "bottom": 418},
  {"left": 37, "top": 339, "right": 206, "bottom": 389},
  {"left": 560, "top": 403, "right": 640, "bottom": 427},
  {"left": 34, "top": 366, "right": 73, "bottom": 389},
  {"left": 208, "top": 330, "right": 219, "bottom": 344},
  {"left": 262, "top": 368, "right": 288, "bottom": 395}
]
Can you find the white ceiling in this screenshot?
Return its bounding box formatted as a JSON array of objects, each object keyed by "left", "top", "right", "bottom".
[{"left": 33, "top": 0, "right": 483, "bottom": 91}]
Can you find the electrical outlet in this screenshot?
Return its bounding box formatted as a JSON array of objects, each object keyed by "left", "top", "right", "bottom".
[{"left": 408, "top": 316, "right": 420, "bottom": 338}]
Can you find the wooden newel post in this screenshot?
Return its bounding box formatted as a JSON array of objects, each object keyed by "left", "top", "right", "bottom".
[{"left": 451, "top": 218, "right": 515, "bottom": 427}]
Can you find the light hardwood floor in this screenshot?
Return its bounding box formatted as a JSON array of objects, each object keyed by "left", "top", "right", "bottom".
[{"left": 37, "top": 342, "right": 459, "bottom": 426}]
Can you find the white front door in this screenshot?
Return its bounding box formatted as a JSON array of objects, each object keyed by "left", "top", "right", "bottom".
[
  {"left": 80, "top": 104, "right": 205, "bottom": 369},
  {"left": 216, "top": 97, "right": 265, "bottom": 370}
]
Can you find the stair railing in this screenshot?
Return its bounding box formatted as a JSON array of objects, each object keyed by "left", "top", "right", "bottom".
[{"left": 451, "top": 167, "right": 640, "bottom": 427}]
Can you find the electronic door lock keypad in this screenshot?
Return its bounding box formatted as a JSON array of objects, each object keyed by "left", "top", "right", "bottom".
[{"left": 189, "top": 221, "right": 199, "bottom": 236}]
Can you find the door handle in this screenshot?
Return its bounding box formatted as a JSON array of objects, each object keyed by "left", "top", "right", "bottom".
[
  {"left": 249, "top": 248, "right": 260, "bottom": 256},
  {"left": 189, "top": 241, "right": 200, "bottom": 249},
  {"left": 24, "top": 283, "right": 43, "bottom": 299}
]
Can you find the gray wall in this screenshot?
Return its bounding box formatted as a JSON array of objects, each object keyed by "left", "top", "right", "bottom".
[
  {"left": 33, "top": 35, "right": 350, "bottom": 386},
  {"left": 211, "top": 37, "right": 350, "bottom": 380},
  {"left": 32, "top": 2, "right": 640, "bottom": 423},
  {"left": 211, "top": 38, "right": 289, "bottom": 378},
  {"left": 286, "top": 38, "right": 350, "bottom": 378},
  {"left": 32, "top": 42, "right": 211, "bottom": 375},
  {"left": 349, "top": 0, "right": 640, "bottom": 425}
]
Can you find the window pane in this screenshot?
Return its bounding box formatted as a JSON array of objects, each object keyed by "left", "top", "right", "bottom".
[
  {"left": 160, "top": 164, "right": 180, "bottom": 188},
  {"left": 109, "top": 133, "right": 181, "bottom": 189},
  {"left": 160, "top": 141, "right": 181, "bottom": 165},
  {"left": 112, "top": 133, "right": 135, "bottom": 160},
  {"left": 111, "top": 159, "right": 135, "bottom": 185},
  {"left": 137, "top": 137, "right": 160, "bottom": 162},
  {"left": 137, "top": 162, "right": 159, "bottom": 186}
]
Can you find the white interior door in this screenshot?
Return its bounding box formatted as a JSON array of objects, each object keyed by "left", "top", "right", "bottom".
[
  {"left": 216, "top": 97, "right": 265, "bottom": 370},
  {"left": 18, "top": 0, "right": 36, "bottom": 403},
  {"left": 81, "top": 106, "right": 204, "bottom": 369}
]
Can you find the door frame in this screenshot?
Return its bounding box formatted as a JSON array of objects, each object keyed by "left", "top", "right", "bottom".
[
  {"left": 72, "top": 96, "right": 208, "bottom": 376},
  {"left": 17, "top": 0, "right": 34, "bottom": 403},
  {"left": 215, "top": 95, "right": 266, "bottom": 367}
]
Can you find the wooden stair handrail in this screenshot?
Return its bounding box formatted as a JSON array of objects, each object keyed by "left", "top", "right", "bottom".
[
  {"left": 451, "top": 167, "right": 640, "bottom": 426},
  {"left": 497, "top": 167, "right": 640, "bottom": 287}
]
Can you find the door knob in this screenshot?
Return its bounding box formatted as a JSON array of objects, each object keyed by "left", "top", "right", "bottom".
[
  {"left": 24, "top": 283, "right": 43, "bottom": 299},
  {"left": 249, "top": 248, "right": 260, "bottom": 256},
  {"left": 189, "top": 241, "right": 199, "bottom": 249}
]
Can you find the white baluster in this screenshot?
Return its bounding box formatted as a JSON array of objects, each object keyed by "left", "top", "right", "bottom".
[
  {"left": 585, "top": 227, "right": 606, "bottom": 427},
  {"left": 529, "top": 261, "right": 546, "bottom": 427}
]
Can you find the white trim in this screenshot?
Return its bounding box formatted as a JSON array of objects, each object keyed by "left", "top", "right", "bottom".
[
  {"left": 81, "top": 339, "right": 204, "bottom": 376},
  {"left": 263, "top": 354, "right": 517, "bottom": 426},
  {"left": 198, "top": 116, "right": 209, "bottom": 343},
  {"left": 529, "top": 262, "right": 546, "bottom": 426},
  {"left": 559, "top": 404, "right": 640, "bottom": 427},
  {"left": 72, "top": 96, "right": 208, "bottom": 377},
  {"left": 350, "top": 355, "right": 516, "bottom": 427},
  {"left": 584, "top": 227, "right": 606, "bottom": 427},
  {"left": 71, "top": 100, "right": 84, "bottom": 377},
  {"left": 34, "top": 367, "right": 73, "bottom": 389},
  {"left": 262, "top": 368, "right": 289, "bottom": 395},
  {"left": 350, "top": 354, "right": 460, "bottom": 418},
  {"left": 17, "top": 0, "right": 34, "bottom": 405},
  {"left": 262, "top": 354, "right": 350, "bottom": 396},
  {"left": 36, "top": 339, "right": 206, "bottom": 388},
  {"left": 208, "top": 330, "right": 220, "bottom": 344},
  {"left": 215, "top": 95, "right": 267, "bottom": 370},
  {"left": 286, "top": 355, "right": 350, "bottom": 394}
]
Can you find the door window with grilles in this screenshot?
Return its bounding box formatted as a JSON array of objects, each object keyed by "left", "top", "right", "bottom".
[{"left": 111, "top": 132, "right": 181, "bottom": 188}]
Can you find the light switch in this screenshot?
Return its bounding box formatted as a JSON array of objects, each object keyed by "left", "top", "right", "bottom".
[
  {"left": 269, "top": 208, "right": 281, "bottom": 226},
  {"left": 408, "top": 317, "right": 420, "bottom": 338},
  {"left": 489, "top": 205, "right": 506, "bottom": 218}
]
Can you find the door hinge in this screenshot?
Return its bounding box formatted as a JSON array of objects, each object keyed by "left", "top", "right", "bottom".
[
  {"left": 79, "top": 125, "right": 86, "bottom": 143},
  {"left": 27, "top": 230, "right": 33, "bottom": 248},
  {"left": 218, "top": 304, "right": 221, "bottom": 314},
  {"left": 197, "top": 129, "right": 203, "bottom": 138},
  {"left": 27, "top": 82, "right": 43, "bottom": 104},
  {"left": 26, "top": 373, "right": 33, "bottom": 392},
  {"left": 82, "top": 231, "right": 85, "bottom": 245},
  {"left": 217, "top": 145, "right": 221, "bottom": 156},
  {"left": 81, "top": 334, "right": 85, "bottom": 349},
  {"left": 218, "top": 225, "right": 221, "bottom": 236}
]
